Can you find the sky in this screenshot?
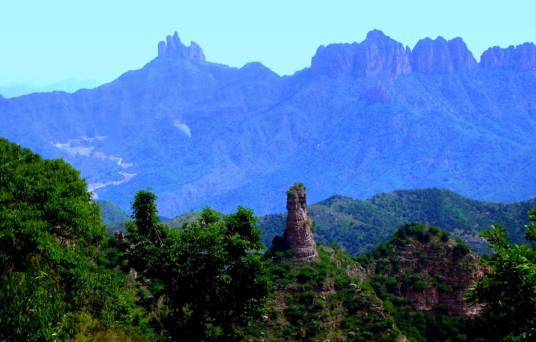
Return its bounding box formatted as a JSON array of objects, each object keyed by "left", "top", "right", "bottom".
[{"left": 0, "top": 0, "right": 535, "bottom": 89}]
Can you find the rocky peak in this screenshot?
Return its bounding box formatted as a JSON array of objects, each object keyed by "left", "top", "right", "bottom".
[
  {"left": 480, "top": 42, "right": 536, "bottom": 71},
  {"left": 448, "top": 38, "right": 478, "bottom": 70},
  {"left": 310, "top": 29, "right": 412, "bottom": 78},
  {"left": 411, "top": 37, "right": 476, "bottom": 73},
  {"left": 283, "top": 183, "right": 318, "bottom": 261},
  {"left": 357, "top": 30, "right": 413, "bottom": 77},
  {"left": 157, "top": 32, "right": 206, "bottom": 61}
]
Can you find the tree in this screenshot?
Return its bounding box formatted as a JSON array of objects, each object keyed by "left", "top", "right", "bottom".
[
  {"left": 0, "top": 138, "right": 151, "bottom": 340},
  {"left": 525, "top": 209, "right": 536, "bottom": 242},
  {"left": 132, "top": 190, "right": 162, "bottom": 243},
  {"left": 126, "top": 190, "right": 167, "bottom": 278},
  {"left": 469, "top": 217, "right": 536, "bottom": 341},
  {"left": 126, "top": 192, "right": 268, "bottom": 341}
]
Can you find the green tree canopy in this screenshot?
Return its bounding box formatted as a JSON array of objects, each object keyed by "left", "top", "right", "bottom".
[
  {"left": 470, "top": 216, "right": 536, "bottom": 341},
  {"left": 0, "top": 138, "right": 151, "bottom": 341},
  {"left": 126, "top": 191, "right": 268, "bottom": 341}
]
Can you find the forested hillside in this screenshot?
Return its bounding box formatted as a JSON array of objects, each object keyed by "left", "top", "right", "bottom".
[
  {"left": 0, "top": 138, "right": 153, "bottom": 340},
  {"left": 0, "top": 138, "right": 269, "bottom": 340},
  {"left": 1, "top": 139, "right": 534, "bottom": 341}
]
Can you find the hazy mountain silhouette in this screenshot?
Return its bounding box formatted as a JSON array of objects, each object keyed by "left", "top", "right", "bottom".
[{"left": 1, "top": 30, "right": 535, "bottom": 216}]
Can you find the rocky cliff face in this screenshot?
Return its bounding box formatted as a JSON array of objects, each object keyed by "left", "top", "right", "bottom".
[
  {"left": 370, "top": 224, "right": 484, "bottom": 317},
  {"left": 411, "top": 37, "right": 477, "bottom": 73},
  {"left": 312, "top": 30, "right": 536, "bottom": 77},
  {"left": 283, "top": 183, "right": 318, "bottom": 260},
  {"left": 481, "top": 42, "right": 536, "bottom": 71},
  {"left": 311, "top": 29, "right": 412, "bottom": 77},
  {"left": 157, "top": 32, "right": 206, "bottom": 61},
  {"left": 311, "top": 30, "right": 481, "bottom": 77},
  {"left": 399, "top": 241, "right": 484, "bottom": 316}
]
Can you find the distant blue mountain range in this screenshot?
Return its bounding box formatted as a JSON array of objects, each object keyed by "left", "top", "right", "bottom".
[
  {"left": 0, "top": 79, "right": 100, "bottom": 98},
  {"left": 1, "top": 30, "right": 535, "bottom": 216}
]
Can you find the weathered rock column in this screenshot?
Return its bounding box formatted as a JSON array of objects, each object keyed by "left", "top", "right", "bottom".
[{"left": 283, "top": 183, "right": 318, "bottom": 261}]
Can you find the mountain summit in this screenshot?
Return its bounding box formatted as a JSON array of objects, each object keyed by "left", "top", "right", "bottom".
[
  {"left": 311, "top": 29, "right": 529, "bottom": 77},
  {"left": 311, "top": 29, "right": 412, "bottom": 77},
  {"left": 157, "top": 31, "right": 205, "bottom": 61},
  {"left": 481, "top": 42, "right": 536, "bottom": 70},
  {"left": 1, "top": 30, "right": 536, "bottom": 215},
  {"left": 411, "top": 36, "right": 477, "bottom": 73}
]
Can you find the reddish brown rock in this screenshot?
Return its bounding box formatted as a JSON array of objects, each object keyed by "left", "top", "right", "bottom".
[
  {"left": 283, "top": 183, "right": 318, "bottom": 261},
  {"left": 399, "top": 236, "right": 485, "bottom": 316},
  {"left": 407, "top": 287, "right": 439, "bottom": 311},
  {"left": 372, "top": 225, "right": 485, "bottom": 317}
]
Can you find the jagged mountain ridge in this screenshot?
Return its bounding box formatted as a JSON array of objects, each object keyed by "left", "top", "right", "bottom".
[{"left": 1, "top": 30, "right": 535, "bottom": 216}]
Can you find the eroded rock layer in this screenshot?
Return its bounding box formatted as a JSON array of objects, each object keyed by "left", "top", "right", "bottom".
[{"left": 283, "top": 183, "right": 318, "bottom": 261}]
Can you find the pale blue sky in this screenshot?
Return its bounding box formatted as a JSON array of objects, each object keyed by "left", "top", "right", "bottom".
[{"left": 1, "top": 0, "right": 535, "bottom": 87}]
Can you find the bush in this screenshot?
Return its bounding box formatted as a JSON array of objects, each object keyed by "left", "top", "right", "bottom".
[
  {"left": 284, "top": 304, "right": 306, "bottom": 323},
  {"left": 452, "top": 238, "right": 470, "bottom": 258}
]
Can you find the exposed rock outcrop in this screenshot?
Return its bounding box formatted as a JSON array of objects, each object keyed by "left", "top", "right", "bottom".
[
  {"left": 157, "top": 32, "right": 206, "bottom": 61},
  {"left": 311, "top": 29, "right": 412, "bottom": 77},
  {"left": 401, "top": 246, "right": 485, "bottom": 316},
  {"left": 283, "top": 183, "right": 318, "bottom": 261},
  {"left": 370, "top": 224, "right": 485, "bottom": 317},
  {"left": 411, "top": 37, "right": 477, "bottom": 73},
  {"left": 310, "top": 30, "right": 482, "bottom": 77},
  {"left": 480, "top": 42, "right": 536, "bottom": 71}
]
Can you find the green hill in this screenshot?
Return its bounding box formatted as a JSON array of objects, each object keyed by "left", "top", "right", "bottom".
[
  {"left": 249, "top": 224, "right": 491, "bottom": 341},
  {"left": 249, "top": 246, "right": 403, "bottom": 341},
  {"left": 364, "top": 224, "right": 484, "bottom": 341},
  {"left": 258, "top": 189, "right": 536, "bottom": 254}
]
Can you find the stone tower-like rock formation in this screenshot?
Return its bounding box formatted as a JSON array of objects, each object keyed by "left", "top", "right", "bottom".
[
  {"left": 157, "top": 32, "right": 206, "bottom": 61},
  {"left": 283, "top": 183, "right": 318, "bottom": 261}
]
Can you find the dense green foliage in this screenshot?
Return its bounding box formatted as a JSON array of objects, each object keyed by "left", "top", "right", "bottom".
[
  {"left": 258, "top": 189, "right": 536, "bottom": 254},
  {"left": 0, "top": 138, "right": 152, "bottom": 341},
  {"left": 0, "top": 139, "right": 268, "bottom": 341},
  {"left": 126, "top": 192, "right": 268, "bottom": 341},
  {"left": 3, "top": 138, "right": 536, "bottom": 341},
  {"left": 469, "top": 217, "right": 536, "bottom": 341},
  {"left": 249, "top": 246, "right": 402, "bottom": 341}
]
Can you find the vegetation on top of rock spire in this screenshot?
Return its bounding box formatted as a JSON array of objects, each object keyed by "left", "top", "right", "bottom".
[{"left": 286, "top": 182, "right": 306, "bottom": 197}]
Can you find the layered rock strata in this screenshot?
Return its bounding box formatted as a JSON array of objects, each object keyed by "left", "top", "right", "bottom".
[{"left": 283, "top": 183, "right": 318, "bottom": 261}]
